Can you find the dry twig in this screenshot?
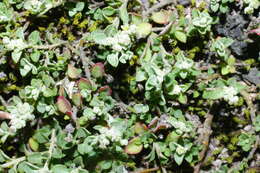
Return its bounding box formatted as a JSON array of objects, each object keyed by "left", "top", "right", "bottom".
[
  {"left": 247, "top": 135, "right": 259, "bottom": 161},
  {"left": 31, "top": 41, "right": 68, "bottom": 50},
  {"left": 194, "top": 112, "right": 214, "bottom": 173},
  {"left": 135, "top": 167, "right": 160, "bottom": 173},
  {"left": 143, "top": 0, "right": 175, "bottom": 16},
  {"left": 159, "top": 21, "right": 174, "bottom": 36}
]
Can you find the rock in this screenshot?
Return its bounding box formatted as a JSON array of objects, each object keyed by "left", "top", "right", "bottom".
[
  {"left": 230, "top": 41, "right": 247, "bottom": 56},
  {"left": 242, "top": 68, "right": 260, "bottom": 85},
  {"left": 177, "top": 0, "right": 191, "bottom": 7}
]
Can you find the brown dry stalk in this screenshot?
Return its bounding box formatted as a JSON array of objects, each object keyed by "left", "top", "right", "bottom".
[
  {"left": 240, "top": 90, "right": 256, "bottom": 123},
  {"left": 159, "top": 21, "right": 174, "bottom": 36},
  {"left": 247, "top": 135, "right": 259, "bottom": 161},
  {"left": 136, "top": 167, "right": 160, "bottom": 173},
  {"left": 32, "top": 41, "right": 68, "bottom": 50},
  {"left": 143, "top": 0, "right": 175, "bottom": 16},
  {"left": 194, "top": 113, "right": 214, "bottom": 173}
]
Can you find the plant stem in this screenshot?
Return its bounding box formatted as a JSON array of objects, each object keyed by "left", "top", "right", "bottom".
[
  {"left": 193, "top": 112, "right": 213, "bottom": 173},
  {"left": 0, "top": 156, "right": 26, "bottom": 168},
  {"left": 43, "top": 129, "right": 56, "bottom": 169},
  {"left": 31, "top": 41, "right": 68, "bottom": 50},
  {"left": 137, "top": 167, "right": 160, "bottom": 173},
  {"left": 159, "top": 21, "right": 174, "bottom": 36},
  {"left": 247, "top": 135, "right": 259, "bottom": 161},
  {"left": 143, "top": 0, "right": 175, "bottom": 16}
]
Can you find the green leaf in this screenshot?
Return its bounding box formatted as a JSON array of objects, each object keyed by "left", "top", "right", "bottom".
[
  {"left": 107, "top": 52, "right": 119, "bottom": 67},
  {"left": 166, "top": 132, "right": 180, "bottom": 143},
  {"left": 78, "top": 78, "right": 92, "bottom": 90},
  {"left": 0, "top": 3, "right": 13, "bottom": 23},
  {"left": 28, "top": 31, "right": 41, "bottom": 45},
  {"left": 220, "top": 37, "right": 234, "bottom": 47},
  {"left": 227, "top": 57, "right": 236, "bottom": 65},
  {"left": 30, "top": 50, "right": 40, "bottom": 62},
  {"left": 145, "top": 75, "right": 159, "bottom": 90},
  {"left": 219, "top": 3, "right": 229, "bottom": 13},
  {"left": 136, "top": 23, "right": 152, "bottom": 38},
  {"left": 78, "top": 140, "right": 94, "bottom": 155},
  {"left": 12, "top": 50, "right": 22, "bottom": 63},
  {"left": 75, "top": 2, "right": 85, "bottom": 11},
  {"left": 82, "top": 108, "right": 95, "bottom": 120},
  {"left": 17, "top": 162, "right": 36, "bottom": 173},
  {"left": 28, "top": 138, "right": 39, "bottom": 151},
  {"left": 52, "top": 165, "right": 70, "bottom": 173},
  {"left": 133, "top": 104, "right": 149, "bottom": 114},
  {"left": 178, "top": 94, "right": 187, "bottom": 104},
  {"left": 136, "top": 70, "right": 147, "bottom": 82},
  {"left": 254, "top": 115, "right": 260, "bottom": 132},
  {"left": 33, "top": 127, "right": 51, "bottom": 144},
  {"left": 0, "top": 149, "right": 10, "bottom": 163},
  {"left": 91, "top": 63, "right": 105, "bottom": 78},
  {"left": 237, "top": 133, "right": 256, "bottom": 152},
  {"left": 20, "top": 58, "right": 33, "bottom": 76},
  {"left": 27, "top": 152, "right": 42, "bottom": 164},
  {"left": 175, "top": 30, "right": 187, "bottom": 43},
  {"left": 210, "top": 2, "right": 219, "bottom": 12},
  {"left": 202, "top": 88, "right": 225, "bottom": 100},
  {"left": 174, "top": 153, "right": 185, "bottom": 165},
  {"left": 151, "top": 11, "right": 170, "bottom": 24},
  {"left": 102, "top": 7, "right": 116, "bottom": 16},
  {"left": 72, "top": 92, "right": 82, "bottom": 107},
  {"left": 67, "top": 64, "right": 81, "bottom": 79},
  {"left": 179, "top": 71, "right": 188, "bottom": 79},
  {"left": 43, "top": 88, "right": 57, "bottom": 97},
  {"left": 52, "top": 148, "right": 65, "bottom": 159},
  {"left": 91, "top": 30, "right": 107, "bottom": 44},
  {"left": 221, "top": 66, "right": 230, "bottom": 75},
  {"left": 119, "top": 0, "right": 129, "bottom": 25},
  {"left": 119, "top": 51, "right": 133, "bottom": 63},
  {"left": 134, "top": 123, "right": 147, "bottom": 134},
  {"left": 99, "top": 160, "right": 112, "bottom": 170},
  {"left": 125, "top": 137, "right": 143, "bottom": 154},
  {"left": 57, "top": 132, "right": 73, "bottom": 150},
  {"left": 75, "top": 128, "right": 91, "bottom": 139}
]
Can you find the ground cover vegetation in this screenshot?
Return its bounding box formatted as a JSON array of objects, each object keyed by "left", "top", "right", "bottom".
[{"left": 0, "top": 0, "right": 259, "bottom": 172}]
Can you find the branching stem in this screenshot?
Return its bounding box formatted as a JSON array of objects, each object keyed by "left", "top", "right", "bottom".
[
  {"left": 194, "top": 112, "right": 213, "bottom": 173},
  {"left": 0, "top": 156, "right": 26, "bottom": 168},
  {"left": 143, "top": 0, "right": 175, "bottom": 16},
  {"left": 43, "top": 129, "right": 56, "bottom": 169}
]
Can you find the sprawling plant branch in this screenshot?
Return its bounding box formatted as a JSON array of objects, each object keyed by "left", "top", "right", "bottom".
[
  {"left": 0, "top": 156, "right": 26, "bottom": 168},
  {"left": 43, "top": 129, "right": 56, "bottom": 169},
  {"left": 31, "top": 41, "right": 68, "bottom": 50},
  {"left": 143, "top": 0, "right": 175, "bottom": 16},
  {"left": 194, "top": 112, "right": 214, "bottom": 173}
]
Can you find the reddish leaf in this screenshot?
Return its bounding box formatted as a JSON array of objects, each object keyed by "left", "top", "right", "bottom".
[
  {"left": 67, "top": 64, "right": 81, "bottom": 79},
  {"left": 91, "top": 62, "right": 105, "bottom": 78},
  {"left": 134, "top": 122, "right": 148, "bottom": 134},
  {"left": 56, "top": 96, "right": 72, "bottom": 115},
  {"left": 72, "top": 92, "right": 82, "bottom": 107},
  {"left": 77, "top": 78, "right": 92, "bottom": 90},
  {"left": 58, "top": 86, "right": 66, "bottom": 97},
  {"left": 125, "top": 137, "right": 143, "bottom": 155},
  {"left": 98, "top": 85, "right": 112, "bottom": 96}
]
